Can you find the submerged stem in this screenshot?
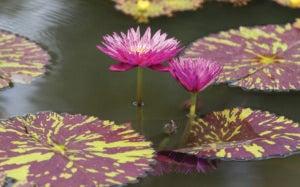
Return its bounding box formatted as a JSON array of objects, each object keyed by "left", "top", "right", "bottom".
[
  {"left": 136, "top": 104, "right": 143, "bottom": 133},
  {"left": 136, "top": 67, "right": 143, "bottom": 106}
]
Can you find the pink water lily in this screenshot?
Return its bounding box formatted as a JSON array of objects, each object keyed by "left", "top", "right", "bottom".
[
  {"left": 169, "top": 57, "right": 222, "bottom": 143},
  {"left": 169, "top": 57, "right": 222, "bottom": 93},
  {"left": 97, "top": 27, "right": 182, "bottom": 71}
]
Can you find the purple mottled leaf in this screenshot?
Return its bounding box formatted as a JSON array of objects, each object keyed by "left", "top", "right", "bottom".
[
  {"left": 183, "top": 23, "right": 300, "bottom": 91},
  {"left": 0, "top": 112, "right": 155, "bottom": 186},
  {"left": 177, "top": 108, "right": 300, "bottom": 160},
  {"left": 0, "top": 30, "right": 50, "bottom": 89}
]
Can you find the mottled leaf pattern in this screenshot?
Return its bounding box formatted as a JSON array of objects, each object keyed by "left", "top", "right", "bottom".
[
  {"left": 0, "top": 172, "right": 5, "bottom": 186},
  {"left": 0, "top": 30, "right": 50, "bottom": 89},
  {"left": 177, "top": 108, "right": 300, "bottom": 160},
  {"left": 0, "top": 173, "right": 34, "bottom": 187},
  {"left": 183, "top": 23, "right": 300, "bottom": 91},
  {"left": 0, "top": 112, "right": 155, "bottom": 186},
  {"left": 294, "top": 18, "right": 300, "bottom": 29},
  {"left": 113, "top": 0, "right": 204, "bottom": 23}
]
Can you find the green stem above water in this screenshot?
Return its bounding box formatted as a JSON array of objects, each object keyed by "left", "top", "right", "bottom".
[
  {"left": 180, "top": 92, "right": 198, "bottom": 147},
  {"left": 189, "top": 92, "right": 197, "bottom": 122}
]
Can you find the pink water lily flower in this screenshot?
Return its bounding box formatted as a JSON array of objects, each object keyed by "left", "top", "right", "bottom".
[
  {"left": 169, "top": 57, "right": 222, "bottom": 93},
  {"left": 97, "top": 27, "right": 183, "bottom": 71}
]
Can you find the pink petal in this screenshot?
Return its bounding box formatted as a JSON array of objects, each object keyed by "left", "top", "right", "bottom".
[
  {"left": 109, "top": 63, "right": 137, "bottom": 71},
  {"left": 148, "top": 64, "right": 169, "bottom": 72}
]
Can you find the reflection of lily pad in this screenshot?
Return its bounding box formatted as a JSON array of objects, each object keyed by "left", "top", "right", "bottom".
[
  {"left": 215, "top": 0, "right": 251, "bottom": 6},
  {"left": 113, "top": 0, "right": 204, "bottom": 23},
  {"left": 273, "top": 0, "right": 300, "bottom": 8},
  {"left": 183, "top": 23, "right": 300, "bottom": 91},
  {"left": 151, "top": 151, "right": 219, "bottom": 175},
  {"left": 0, "top": 30, "right": 50, "bottom": 89},
  {"left": 177, "top": 108, "right": 300, "bottom": 160},
  {"left": 0, "top": 112, "right": 155, "bottom": 186}
]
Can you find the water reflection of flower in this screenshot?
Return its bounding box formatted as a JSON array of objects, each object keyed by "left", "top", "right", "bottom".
[{"left": 97, "top": 26, "right": 182, "bottom": 72}]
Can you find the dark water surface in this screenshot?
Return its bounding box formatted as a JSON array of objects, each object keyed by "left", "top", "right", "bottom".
[{"left": 0, "top": 0, "right": 300, "bottom": 187}]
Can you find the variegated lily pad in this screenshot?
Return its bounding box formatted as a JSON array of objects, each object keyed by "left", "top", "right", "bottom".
[
  {"left": 293, "top": 18, "right": 300, "bottom": 29},
  {"left": 151, "top": 151, "right": 219, "bottom": 175},
  {"left": 273, "top": 0, "right": 300, "bottom": 8},
  {"left": 0, "top": 30, "right": 50, "bottom": 89},
  {"left": 0, "top": 172, "right": 5, "bottom": 187},
  {"left": 113, "top": 0, "right": 204, "bottom": 23},
  {"left": 183, "top": 23, "right": 300, "bottom": 91},
  {"left": 0, "top": 112, "right": 155, "bottom": 186},
  {"left": 177, "top": 108, "right": 300, "bottom": 160},
  {"left": 0, "top": 172, "right": 34, "bottom": 187}
]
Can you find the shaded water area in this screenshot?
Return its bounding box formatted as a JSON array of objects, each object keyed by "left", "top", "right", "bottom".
[{"left": 0, "top": 0, "right": 300, "bottom": 186}]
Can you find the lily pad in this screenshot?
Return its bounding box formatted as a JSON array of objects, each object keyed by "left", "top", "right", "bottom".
[
  {"left": 0, "top": 30, "right": 50, "bottom": 89},
  {"left": 293, "top": 18, "right": 300, "bottom": 29},
  {"left": 177, "top": 108, "right": 300, "bottom": 160},
  {"left": 273, "top": 0, "right": 300, "bottom": 8},
  {"left": 0, "top": 172, "right": 34, "bottom": 187},
  {"left": 182, "top": 23, "right": 300, "bottom": 91},
  {"left": 113, "top": 0, "right": 204, "bottom": 23},
  {"left": 0, "top": 112, "right": 155, "bottom": 186},
  {"left": 151, "top": 150, "right": 219, "bottom": 175}
]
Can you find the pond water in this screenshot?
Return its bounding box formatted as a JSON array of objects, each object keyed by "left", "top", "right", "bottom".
[{"left": 0, "top": 0, "right": 299, "bottom": 187}]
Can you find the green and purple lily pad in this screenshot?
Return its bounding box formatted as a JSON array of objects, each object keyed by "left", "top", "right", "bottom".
[
  {"left": 0, "top": 30, "right": 50, "bottom": 89},
  {"left": 177, "top": 108, "right": 300, "bottom": 160},
  {"left": 182, "top": 23, "right": 300, "bottom": 91},
  {"left": 0, "top": 112, "right": 155, "bottom": 186},
  {"left": 113, "top": 0, "right": 204, "bottom": 23}
]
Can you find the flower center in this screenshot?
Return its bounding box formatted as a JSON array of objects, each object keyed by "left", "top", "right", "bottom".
[
  {"left": 256, "top": 54, "right": 283, "bottom": 64},
  {"left": 131, "top": 45, "right": 149, "bottom": 54}
]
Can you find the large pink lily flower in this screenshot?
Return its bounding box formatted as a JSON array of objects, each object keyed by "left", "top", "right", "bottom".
[
  {"left": 169, "top": 57, "right": 222, "bottom": 93},
  {"left": 97, "top": 27, "right": 183, "bottom": 72}
]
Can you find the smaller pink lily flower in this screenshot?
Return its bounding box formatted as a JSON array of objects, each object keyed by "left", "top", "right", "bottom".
[
  {"left": 169, "top": 57, "right": 222, "bottom": 93},
  {"left": 97, "top": 27, "right": 183, "bottom": 72}
]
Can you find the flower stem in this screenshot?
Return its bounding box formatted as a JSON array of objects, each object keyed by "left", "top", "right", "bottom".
[
  {"left": 137, "top": 67, "right": 143, "bottom": 106},
  {"left": 189, "top": 92, "right": 197, "bottom": 122},
  {"left": 180, "top": 92, "right": 198, "bottom": 147}
]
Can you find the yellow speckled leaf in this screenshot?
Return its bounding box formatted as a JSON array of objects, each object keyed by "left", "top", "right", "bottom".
[
  {"left": 177, "top": 108, "right": 300, "bottom": 160},
  {"left": 0, "top": 30, "right": 50, "bottom": 89},
  {"left": 183, "top": 23, "right": 300, "bottom": 91},
  {"left": 0, "top": 112, "right": 155, "bottom": 186},
  {"left": 113, "top": 0, "right": 204, "bottom": 23}
]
